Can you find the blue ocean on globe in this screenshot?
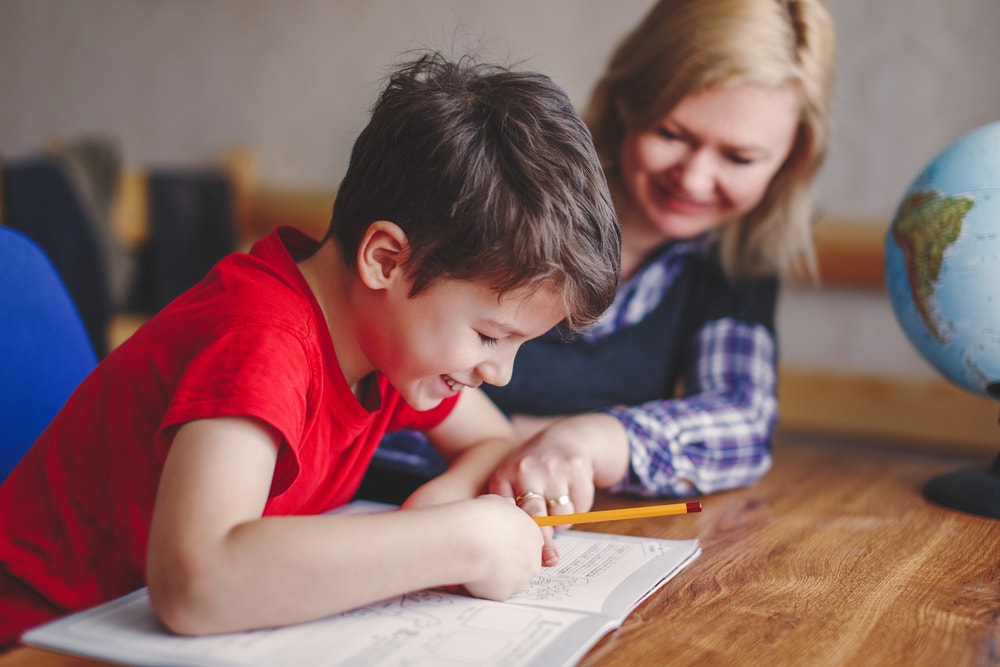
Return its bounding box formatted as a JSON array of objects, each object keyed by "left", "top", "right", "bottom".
[{"left": 885, "top": 121, "right": 1000, "bottom": 399}]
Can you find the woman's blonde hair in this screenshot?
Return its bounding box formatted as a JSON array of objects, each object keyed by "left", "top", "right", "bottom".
[{"left": 587, "top": 0, "right": 836, "bottom": 279}]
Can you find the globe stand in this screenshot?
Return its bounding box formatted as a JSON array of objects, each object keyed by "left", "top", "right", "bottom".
[
  {"left": 922, "top": 451, "right": 1000, "bottom": 519},
  {"left": 921, "top": 388, "right": 1000, "bottom": 520}
]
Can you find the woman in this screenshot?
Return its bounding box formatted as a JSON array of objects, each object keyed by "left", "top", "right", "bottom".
[{"left": 484, "top": 0, "right": 837, "bottom": 537}]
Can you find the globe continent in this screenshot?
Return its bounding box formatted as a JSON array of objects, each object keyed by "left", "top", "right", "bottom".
[{"left": 885, "top": 121, "right": 1000, "bottom": 400}]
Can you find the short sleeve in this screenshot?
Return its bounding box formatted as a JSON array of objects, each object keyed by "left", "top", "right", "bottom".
[{"left": 156, "top": 323, "right": 318, "bottom": 493}]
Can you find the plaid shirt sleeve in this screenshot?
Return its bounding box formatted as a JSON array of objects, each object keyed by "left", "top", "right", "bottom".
[{"left": 605, "top": 318, "right": 777, "bottom": 497}]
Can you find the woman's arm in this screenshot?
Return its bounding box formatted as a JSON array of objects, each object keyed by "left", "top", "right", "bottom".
[
  {"left": 607, "top": 318, "right": 777, "bottom": 497},
  {"left": 487, "top": 317, "right": 776, "bottom": 512}
]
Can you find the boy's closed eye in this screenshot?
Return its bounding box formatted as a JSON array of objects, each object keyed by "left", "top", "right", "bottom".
[
  {"left": 726, "top": 153, "right": 755, "bottom": 166},
  {"left": 656, "top": 126, "right": 682, "bottom": 141}
]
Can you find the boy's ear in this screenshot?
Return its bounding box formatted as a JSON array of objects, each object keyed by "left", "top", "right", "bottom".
[{"left": 356, "top": 220, "right": 410, "bottom": 289}]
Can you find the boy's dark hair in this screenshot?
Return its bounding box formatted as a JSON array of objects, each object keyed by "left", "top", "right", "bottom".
[{"left": 328, "top": 52, "right": 620, "bottom": 331}]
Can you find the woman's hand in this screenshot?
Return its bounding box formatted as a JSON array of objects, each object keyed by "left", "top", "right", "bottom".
[{"left": 488, "top": 413, "right": 631, "bottom": 566}]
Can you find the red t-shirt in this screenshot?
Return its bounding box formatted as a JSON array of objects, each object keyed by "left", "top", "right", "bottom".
[{"left": 0, "top": 227, "right": 456, "bottom": 645}]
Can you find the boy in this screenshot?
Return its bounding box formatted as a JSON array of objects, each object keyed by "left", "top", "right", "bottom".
[{"left": 0, "top": 52, "right": 620, "bottom": 645}]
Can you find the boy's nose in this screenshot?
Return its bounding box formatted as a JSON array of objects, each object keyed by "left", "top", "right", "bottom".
[{"left": 476, "top": 352, "right": 516, "bottom": 387}]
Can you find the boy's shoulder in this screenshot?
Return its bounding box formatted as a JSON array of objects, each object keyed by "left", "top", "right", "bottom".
[
  {"left": 190, "top": 230, "right": 315, "bottom": 321},
  {"left": 126, "top": 228, "right": 325, "bottom": 353}
]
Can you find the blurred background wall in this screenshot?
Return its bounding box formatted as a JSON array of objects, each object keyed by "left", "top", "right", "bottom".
[{"left": 2, "top": 0, "right": 999, "bottom": 384}]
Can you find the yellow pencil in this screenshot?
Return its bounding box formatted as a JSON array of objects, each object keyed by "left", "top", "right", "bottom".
[{"left": 533, "top": 501, "right": 702, "bottom": 527}]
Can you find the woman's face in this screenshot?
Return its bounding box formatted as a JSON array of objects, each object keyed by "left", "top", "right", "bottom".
[{"left": 619, "top": 83, "right": 800, "bottom": 242}]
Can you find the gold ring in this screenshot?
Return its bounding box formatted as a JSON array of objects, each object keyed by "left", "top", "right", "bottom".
[
  {"left": 546, "top": 495, "right": 572, "bottom": 508},
  {"left": 515, "top": 490, "right": 545, "bottom": 506}
]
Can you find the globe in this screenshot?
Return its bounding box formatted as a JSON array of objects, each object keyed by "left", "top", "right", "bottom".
[{"left": 884, "top": 120, "right": 1000, "bottom": 518}]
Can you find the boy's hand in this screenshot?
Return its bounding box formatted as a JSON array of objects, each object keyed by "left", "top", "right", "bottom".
[{"left": 460, "top": 495, "right": 543, "bottom": 601}]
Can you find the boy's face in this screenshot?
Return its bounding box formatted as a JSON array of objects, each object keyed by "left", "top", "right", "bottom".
[{"left": 359, "top": 277, "right": 567, "bottom": 412}]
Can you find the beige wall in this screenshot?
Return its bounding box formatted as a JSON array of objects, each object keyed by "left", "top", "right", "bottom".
[{"left": 2, "top": 0, "right": 999, "bottom": 380}]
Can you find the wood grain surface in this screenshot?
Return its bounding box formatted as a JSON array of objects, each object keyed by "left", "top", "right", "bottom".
[
  {"left": 2, "top": 436, "right": 997, "bottom": 666},
  {"left": 575, "top": 437, "right": 1000, "bottom": 666}
]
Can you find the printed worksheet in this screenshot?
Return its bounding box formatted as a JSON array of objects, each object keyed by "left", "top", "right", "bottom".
[{"left": 22, "top": 503, "right": 700, "bottom": 667}]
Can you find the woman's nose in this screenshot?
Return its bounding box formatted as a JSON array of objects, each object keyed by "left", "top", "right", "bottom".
[{"left": 673, "top": 149, "right": 715, "bottom": 199}]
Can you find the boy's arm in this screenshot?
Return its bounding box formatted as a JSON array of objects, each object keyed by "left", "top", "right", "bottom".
[
  {"left": 403, "top": 388, "right": 520, "bottom": 508},
  {"left": 146, "top": 416, "right": 542, "bottom": 637}
]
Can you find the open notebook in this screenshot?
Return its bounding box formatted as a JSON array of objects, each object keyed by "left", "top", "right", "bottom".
[{"left": 22, "top": 501, "right": 700, "bottom": 667}]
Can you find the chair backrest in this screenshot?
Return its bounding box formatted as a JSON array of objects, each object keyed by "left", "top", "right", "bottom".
[{"left": 0, "top": 226, "right": 97, "bottom": 482}]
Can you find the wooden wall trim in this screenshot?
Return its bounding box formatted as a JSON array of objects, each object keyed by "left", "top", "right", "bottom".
[
  {"left": 777, "top": 367, "right": 999, "bottom": 457},
  {"left": 239, "top": 193, "right": 895, "bottom": 290},
  {"left": 812, "top": 217, "right": 888, "bottom": 290},
  {"left": 245, "top": 186, "right": 334, "bottom": 243}
]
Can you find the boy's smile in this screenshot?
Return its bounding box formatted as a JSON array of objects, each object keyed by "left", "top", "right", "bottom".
[
  {"left": 442, "top": 374, "right": 477, "bottom": 394},
  {"left": 363, "top": 277, "right": 568, "bottom": 412}
]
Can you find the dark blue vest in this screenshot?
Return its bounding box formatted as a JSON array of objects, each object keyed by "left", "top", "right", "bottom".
[{"left": 484, "top": 252, "right": 778, "bottom": 414}]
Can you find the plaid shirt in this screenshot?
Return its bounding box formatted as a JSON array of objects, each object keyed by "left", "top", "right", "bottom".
[{"left": 590, "top": 240, "right": 777, "bottom": 497}]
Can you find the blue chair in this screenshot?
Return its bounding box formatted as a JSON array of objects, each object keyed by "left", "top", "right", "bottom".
[{"left": 0, "top": 227, "right": 97, "bottom": 482}]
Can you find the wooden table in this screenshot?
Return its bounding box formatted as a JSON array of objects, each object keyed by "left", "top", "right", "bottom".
[{"left": 2, "top": 436, "right": 998, "bottom": 666}]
